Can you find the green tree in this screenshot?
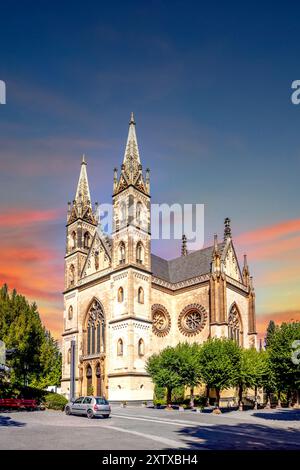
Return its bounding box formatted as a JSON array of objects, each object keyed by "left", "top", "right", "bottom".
[
  {"left": 237, "top": 348, "right": 269, "bottom": 410},
  {"left": 146, "top": 347, "right": 183, "bottom": 406},
  {"left": 198, "top": 338, "right": 241, "bottom": 409},
  {"left": 265, "top": 320, "right": 276, "bottom": 349},
  {"left": 173, "top": 342, "right": 202, "bottom": 407},
  {"left": 267, "top": 322, "right": 300, "bottom": 407},
  {"left": 0, "top": 284, "right": 61, "bottom": 391}
]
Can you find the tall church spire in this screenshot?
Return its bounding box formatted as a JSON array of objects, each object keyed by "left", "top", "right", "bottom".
[
  {"left": 75, "top": 154, "right": 91, "bottom": 205},
  {"left": 114, "top": 113, "right": 148, "bottom": 195},
  {"left": 67, "top": 156, "right": 96, "bottom": 225},
  {"left": 122, "top": 112, "right": 141, "bottom": 179}
]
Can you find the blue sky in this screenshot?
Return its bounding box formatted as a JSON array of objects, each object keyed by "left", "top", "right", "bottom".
[{"left": 0, "top": 1, "right": 299, "bottom": 336}]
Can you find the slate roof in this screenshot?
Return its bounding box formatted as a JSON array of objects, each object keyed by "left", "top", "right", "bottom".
[{"left": 151, "top": 242, "right": 225, "bottom": 283}]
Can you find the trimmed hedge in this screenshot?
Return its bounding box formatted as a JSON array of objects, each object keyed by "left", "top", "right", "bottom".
[{"left": 44, "top": 393, "right": 68, "bottom": 411}]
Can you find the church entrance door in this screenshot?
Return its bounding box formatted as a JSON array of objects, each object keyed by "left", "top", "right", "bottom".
[
  {"left": 96, "top": 363, "right": 101, "bottom": 396},
  {"left": 86, "top": 364, "right": 92, "bottom": 395}
]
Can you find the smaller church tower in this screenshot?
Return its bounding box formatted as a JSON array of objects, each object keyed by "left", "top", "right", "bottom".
[{"left": 65, "top": 156, "right": 98, "bottom": 290}]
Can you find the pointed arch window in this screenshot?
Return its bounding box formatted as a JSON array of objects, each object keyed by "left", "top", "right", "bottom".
[
  {"left": 138, "top": 338, "right": 145, "bottom": 356},
  {"left": 119, "top": 242, "right": 126, "bottom": 265},
  {"left": 86, "top": 300, "right": 105, "bottom": 355},
  {"left": 68, "top": 305, "right": 73, "bottom": 320},
  {"left": 117, "top": 338, "right": 123, "bottom": 356},
  {"left": 84, "top": 231, "right": 91, "bottom": 249},
  {"left": 67, "top": 347, "right": 71, "bottom": 364},
  {"left": 136, "top": 242, "right": 144, "bottom": 264},
  {"left": 71, "top": 231, "right": 76, "bottom": 249},
  {"left": 228, "top": 304, "right": 242, "bottom": 346},
  {"left": 120, "top": 202, "right": 127, "bottom": 226},
  {"left": 136, "top": 201, "right": 143, "bottom": 226},
  {"left": 138, "top": 287, "right": 144, "bottom": 304},
  {"left": 118, "top": 287, "right": 124, "bottom": 303},
  {"left": 69, "top": 264, "right": 75, "bottom": 287}
]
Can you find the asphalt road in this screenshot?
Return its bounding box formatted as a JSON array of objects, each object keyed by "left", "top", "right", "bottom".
[{"left": 0, "top": 406, "right": 300, "bottom": 450}]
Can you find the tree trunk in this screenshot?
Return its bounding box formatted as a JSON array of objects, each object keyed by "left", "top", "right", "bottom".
[
  {"left": 276, "top": 391, "right": 282, "bottom": 408},
  {"left": 166, "top": 387, "right": 172, "bottom": 408},
  {"left": 254, "top": 385, "right": 258, "bottom": 410},
  {"left": 294, "top": 390, "right": 300, "bottom": 408},
  {"left": 287, "top": 390, "right": 292, "bottom": 408},
  {"left": 206, "top": 385, "right": 210, "bottom": 407},
  {"left": 265, "top": 390, "right": 271, "bottom": 409},
  {"left": 215, "top": 388, "right": 220, "bottom": 409},
  {"left": 190, "top": 387, "right": 195, "bottom": 408},
  {"left": 238, "top": 384, "right": 243, "bottom": 411}
]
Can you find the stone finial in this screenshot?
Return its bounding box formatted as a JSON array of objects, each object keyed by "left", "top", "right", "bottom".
[
  {"left": 242, "top": 254, "right": 250, "bottom": 287},
  {"left": 224, "top": 217, "right": 232, "bottom": 240},
  {"left": 130, "top": 111, "right": 135, "bottom": 125},
  {"left": 181, "top": 234, "right": 188, "bottom": 256},
  {"left": 213, "top": 233, "right": 218, "bottom": 254}
]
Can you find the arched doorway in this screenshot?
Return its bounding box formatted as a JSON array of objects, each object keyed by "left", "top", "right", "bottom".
[
  {"left": 86, "top": 364, "right": 93, "bottom": 395},
  {"left": 96, "top": 363, "right": 102, "bottom": 396}
]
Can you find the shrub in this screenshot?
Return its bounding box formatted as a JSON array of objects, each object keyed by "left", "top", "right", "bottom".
[
  {"left": 44, "top": 393, "right": 68, "bottom": 411},
  {"left": 153, "top": 398, "right": 166, "bottom": 407},
  {"left": 194, "top": 395, "right": 208, "bottom": 408}
]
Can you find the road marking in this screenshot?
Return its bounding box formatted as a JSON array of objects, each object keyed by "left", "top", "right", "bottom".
[
  {"left": 113, "top": 413, "right": 211, "bottom": 427},
  {"left": 112, "top": 414, "right": 300, "bottom": 447},
  {"left": 99, "top": 423, "right": 206, "bottom": 449}
]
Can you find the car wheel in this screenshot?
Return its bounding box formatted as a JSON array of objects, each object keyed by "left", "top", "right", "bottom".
[
  {"left": 87, "top": 409, "right": 94, "bottom": 419},
  {"left": 102, "top": 415, "right": 109, "bottom": 419},
  {"left": 65, "top": 406, "right": 71, "bottom": 416}
]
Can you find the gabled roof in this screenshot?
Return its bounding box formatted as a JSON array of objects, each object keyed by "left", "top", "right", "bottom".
[{"left": 151, "top": 242, "right": 225, "bottom": 283}]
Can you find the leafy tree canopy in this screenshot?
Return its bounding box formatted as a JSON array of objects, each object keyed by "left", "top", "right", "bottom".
[{"left": 0, "top": 284, "right": 61, "bottom": 390}]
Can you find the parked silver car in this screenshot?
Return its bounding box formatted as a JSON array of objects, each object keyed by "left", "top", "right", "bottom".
[{"left": 65, "top": 396, "right": 111, "bottom": 419}]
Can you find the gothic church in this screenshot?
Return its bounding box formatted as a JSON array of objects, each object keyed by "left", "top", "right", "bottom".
[{"left": 61, "top": 114, "right": 257, "bottom": 400}]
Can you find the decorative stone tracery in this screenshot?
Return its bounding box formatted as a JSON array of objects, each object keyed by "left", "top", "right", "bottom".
[
  {"left": 152, "top": 304, "right": 171, "bottom": 337},
  {"left": 178, "top": 304, "right": 207, "bottom": 336}
]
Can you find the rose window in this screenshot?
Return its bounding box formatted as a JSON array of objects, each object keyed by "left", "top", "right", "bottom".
[
  {"left": 152, "top": 305, "right": 171, "bottom": 337},
  {"left": 178, "top": 304, "right": 207, "bottom": 336}
]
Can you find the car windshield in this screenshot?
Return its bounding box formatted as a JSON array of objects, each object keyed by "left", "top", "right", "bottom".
[{"left": 95, "top": 398, "right": 108, "bottom": 405}]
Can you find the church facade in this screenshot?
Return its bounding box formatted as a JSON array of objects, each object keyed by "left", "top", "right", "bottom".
[{"left": 61, "top": 114, "right": 257, "bottom": 401}]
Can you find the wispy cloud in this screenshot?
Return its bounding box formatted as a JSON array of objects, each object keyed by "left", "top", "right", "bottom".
[
  {"left": 0, "top": 208, "right": 63, "bottom": 227},
  {"left": 236, "top": 218, "right": 300, "bottom": 261}
]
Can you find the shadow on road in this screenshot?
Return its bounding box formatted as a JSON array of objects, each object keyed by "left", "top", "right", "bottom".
[
  {"left": 252, "top": 409, "right": 300, "bottom": 422},
  {"left": 175, "top": 421, "right": 300, "bottom": 450},
  {"left": 0, "top": 415, "right": 26, "bottom": 427}
]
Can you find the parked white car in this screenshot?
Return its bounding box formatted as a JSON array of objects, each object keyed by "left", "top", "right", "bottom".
[{"left": 65, "top": 396, "right": 111, "bottom": 419}]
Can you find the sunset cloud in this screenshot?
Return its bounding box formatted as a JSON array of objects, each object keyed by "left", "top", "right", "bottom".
[
  {"left": 0, "top": 208, "right": 63, "bottom": 227},
  {"left": 256, "top": 310, "right": 300, "bottom": 340},
  {"left": 235, "top": 218, "right": 300, "bottom": 261}
]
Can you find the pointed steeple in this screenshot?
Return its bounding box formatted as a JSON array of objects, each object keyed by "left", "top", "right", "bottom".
[
  {"left": 211, "top": 234, "right": 221, "bottom": 275},
  {"left": 114, "top": 113, "right": 148, "bottom": 195},
  {"left": 75, "top": 154, "right": 91, "bottom": 205},
  {"left": 242, "top": 254, "right": 250, "bottom": 287},
  {"left": 122, "top": 112, "right": 141, "bottom": 178},
  {"left": 67, "top": 156, "right": 97, "bottom": 225}
]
